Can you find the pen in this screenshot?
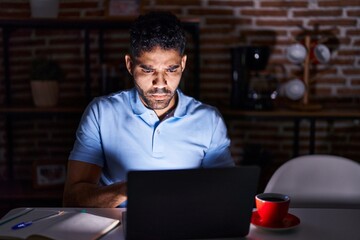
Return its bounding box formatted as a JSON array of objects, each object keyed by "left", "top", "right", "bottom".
[
  {"left": 11, "top": 211, "right": 64, "bottom": 230},
  {"left": 0, "top": 208, "right": 34, "bottom": 226}
]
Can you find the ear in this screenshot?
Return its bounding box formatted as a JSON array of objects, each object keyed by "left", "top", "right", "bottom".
[
  {"left": 181, "top": 54, "right": 187, "bottom": 72},
  {"left": 125, "top": 54, "right": 133, "bottom": 75}
]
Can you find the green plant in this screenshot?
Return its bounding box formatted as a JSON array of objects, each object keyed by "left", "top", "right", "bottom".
[{"left": 30, "top": 58, "right": 65, "bottom": 81}]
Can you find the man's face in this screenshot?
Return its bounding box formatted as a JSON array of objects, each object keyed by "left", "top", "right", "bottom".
[{"left": 125, "top": 47, "right": 187, "bottom": 111}]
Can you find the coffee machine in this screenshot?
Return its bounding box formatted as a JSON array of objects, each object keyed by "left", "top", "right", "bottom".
[{"left": 230, "top": 46, "right": 272, "bottom": 109}]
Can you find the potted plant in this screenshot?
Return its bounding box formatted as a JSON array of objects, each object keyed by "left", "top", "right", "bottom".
[{"left": 30, "top": 57, "right": 65, "bottom": 107}]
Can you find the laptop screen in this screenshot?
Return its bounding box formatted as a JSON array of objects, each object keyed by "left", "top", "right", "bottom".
[{"left": 125, "top": 166, "right": 260, "bottom": 240}]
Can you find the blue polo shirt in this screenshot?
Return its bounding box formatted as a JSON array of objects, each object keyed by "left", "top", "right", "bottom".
[{"left": 69, "top": 88, "right": 234, "bottom": 185}]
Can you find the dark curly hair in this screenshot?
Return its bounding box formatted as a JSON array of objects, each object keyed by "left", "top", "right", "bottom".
[{"left": 129, "top": 11, "right": 186, "bottom": 57}]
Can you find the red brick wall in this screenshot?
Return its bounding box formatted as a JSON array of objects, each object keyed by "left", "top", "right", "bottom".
[{"left": 0, "top": 0, "right": 359, "bottom": 182}]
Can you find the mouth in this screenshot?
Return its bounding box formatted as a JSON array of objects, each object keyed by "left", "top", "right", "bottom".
[{"left": 150, "top": 93, "right": 170, "bottom": 101}]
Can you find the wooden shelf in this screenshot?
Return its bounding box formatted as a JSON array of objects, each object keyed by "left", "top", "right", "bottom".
[
  {"left": 220, "top": 107, "right": 360, "bottom": 119},
  {"left": 0, "top": 17, "right": 200, "bottom": 30},
  {"left": 0, "top": 105, "right": 85, "bottom": 114},
  {"left": 219, "top": 105, "right": 360, "bottom": 158},
  {"left": 0, "top": 16, "right": 201, "bottom": 183}
]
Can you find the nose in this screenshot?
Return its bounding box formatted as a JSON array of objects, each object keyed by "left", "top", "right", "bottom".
[{"left": 152, "top": 72, "right": 167, "bottom": 87}]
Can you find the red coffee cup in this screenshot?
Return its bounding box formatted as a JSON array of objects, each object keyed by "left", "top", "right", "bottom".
[{"left": 255, "top": 193, "right": 290, "bottom": 226}]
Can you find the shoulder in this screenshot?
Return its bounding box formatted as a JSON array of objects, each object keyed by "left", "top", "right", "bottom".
[
  {"left": 94, "top": 89, "right": 133, "bottom": 105},
  {"left": 82, "top": 89, "right": 134, "bottom": 119},
  {"left": 177, "top": 90, "right": 223, "bottom": 120},
  {"left": 88, "top": 89, "right": 133, "bottom": 109}
]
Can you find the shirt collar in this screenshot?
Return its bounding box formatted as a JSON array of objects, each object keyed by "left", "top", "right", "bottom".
[
  {"left": 173, "top": 89, "right": 187, "bottom": 118},
  {"left": 130, "top": 88, "right": 147, "bottom": 116}
]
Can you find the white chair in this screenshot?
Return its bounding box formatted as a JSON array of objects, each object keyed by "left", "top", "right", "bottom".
[{"left": 264, "top": 154, "right": 360, "bottom": 208}]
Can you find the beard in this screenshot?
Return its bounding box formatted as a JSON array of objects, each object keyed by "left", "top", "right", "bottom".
[{"left": 137, "top": 86, "right": 176, "bottom": 110}]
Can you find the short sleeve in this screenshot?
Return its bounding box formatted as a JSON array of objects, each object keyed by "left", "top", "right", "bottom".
[
  {"left": 68, "top": 99, "right": 105, "bottom": 167},
  {"left": 201, "top": 111, "right": 235, "bottom": 167}
]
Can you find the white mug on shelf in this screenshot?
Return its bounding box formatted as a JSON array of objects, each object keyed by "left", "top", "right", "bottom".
[
  {"left": 279, "top": 78, "right": 305, "bottom": 101},
  {"left": 285, "top": 78, "right": 305, "bottom": 100},
  {"left": 286, "top": 43, "right": 307, "bottom": 64},
  {"left": 311, "top": 43, "right": 331, "bottom": 64}
]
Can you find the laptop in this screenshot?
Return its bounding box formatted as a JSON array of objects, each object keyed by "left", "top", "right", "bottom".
[{"left": 124, "top": 166, "right": 260, "bottom": 240}]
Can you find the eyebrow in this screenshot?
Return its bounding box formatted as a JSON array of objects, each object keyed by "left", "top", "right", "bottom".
[
  {"left": 139, "top": 64, "right": 153, "bottom": 70},
  {"left": 139, "top": 64, "right": 180, "bottom": 70},
  {"left": 168, "top": 65, "right": 180, "bottom": 70}
]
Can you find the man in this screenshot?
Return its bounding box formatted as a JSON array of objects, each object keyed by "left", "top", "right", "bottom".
[{"left": 63, "top": 11, "right": 234, "bottom": 208}]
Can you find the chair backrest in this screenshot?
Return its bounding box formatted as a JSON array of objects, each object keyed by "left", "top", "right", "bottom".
[{"left": 264, "top": 154, "right": 360, "bottom": 208}]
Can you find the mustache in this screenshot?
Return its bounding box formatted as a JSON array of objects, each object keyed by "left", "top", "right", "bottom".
[{"left": 146, "top": 88, "right": 172, "bottom": 95}]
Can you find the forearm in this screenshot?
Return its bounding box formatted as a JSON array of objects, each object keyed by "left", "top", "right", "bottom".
[{"left": 63, "top": 181, "right": 127, "bottom": 208}]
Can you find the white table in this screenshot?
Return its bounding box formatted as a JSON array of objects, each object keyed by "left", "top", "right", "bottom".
[{"left": 2, "top": 207, "right": 359, "bottom": 240}]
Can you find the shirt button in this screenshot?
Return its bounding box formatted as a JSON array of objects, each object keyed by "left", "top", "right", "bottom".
[{"left": 156, "top": 129, "right": 160, "bottom": 134}]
